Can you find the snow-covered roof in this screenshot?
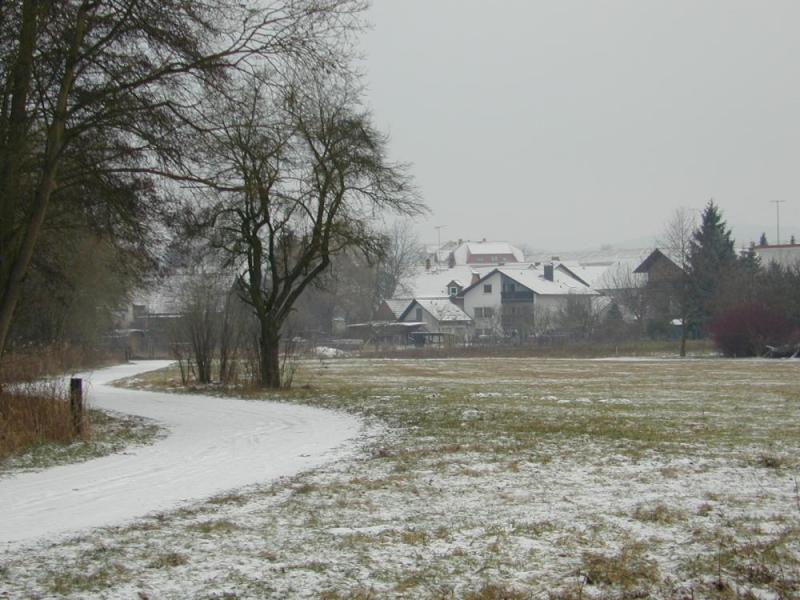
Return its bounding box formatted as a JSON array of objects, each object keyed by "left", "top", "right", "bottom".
[
  {"left": 590, "top": 262, "right": 648, "bottom": 290},
  {"left": 382, "top": 298, "right": 413, "bottom": 319},
  {"left": 404, "top": 265, "right": 488, "bottom": 297},
  {"left": 454, "top": 241, "right": 525, "bottom": 264},
  {"left": 466, "top": 242, "right": 521, "bottom": 256},
  {"left": 557, "top": 261, "right": 645, "bottom": 290},
  {"left": 525, "top": 247, "right": 652, "bottom": 265},
  {"left": 499, "top": 267, "right": 596, "bottom": 296},
  {"left": 402, "top": 297, "right": 472, "bottom": 322}
]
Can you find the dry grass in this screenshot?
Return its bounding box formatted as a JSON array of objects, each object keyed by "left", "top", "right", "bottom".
[
  {"left": 581, "top": 542, "right": 660, "bottom": 589},
  {"left": 0, "top": 343, "right": 114, "bottom": 383},
  {"left": 0, "top": 382, "right": 89, "bottom": 461},
  {"left": 0, "top": 343, "right": 102, "bottom": 461}
]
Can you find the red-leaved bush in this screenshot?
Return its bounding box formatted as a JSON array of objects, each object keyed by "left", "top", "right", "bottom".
[{"left": 709, "top": 304, "right": 794, "bottom": 357}]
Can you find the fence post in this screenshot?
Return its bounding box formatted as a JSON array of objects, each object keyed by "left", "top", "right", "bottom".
[{"left": 69, "top": 377, "right": 85, "bottom": 437}]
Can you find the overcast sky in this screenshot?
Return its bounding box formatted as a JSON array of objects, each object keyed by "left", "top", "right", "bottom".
[{"left": 360, "top": 1, "right": 800, "bottom": 251}]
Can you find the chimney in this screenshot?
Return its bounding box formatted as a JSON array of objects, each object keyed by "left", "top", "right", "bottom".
[
  {"left": 470, "top": 272, "right": 480, "bottom": 286},
  {"left": 544, "top": 263, "right": 554, "bottom": 281}
]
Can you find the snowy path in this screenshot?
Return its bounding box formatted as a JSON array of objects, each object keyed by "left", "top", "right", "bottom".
[{"left": 0, "top": 361, "right": 362, "bottom": 549}]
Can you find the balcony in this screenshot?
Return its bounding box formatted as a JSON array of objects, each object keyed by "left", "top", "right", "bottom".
[{"left": 501, "top": 290, "right": 534, "bottom": 303}]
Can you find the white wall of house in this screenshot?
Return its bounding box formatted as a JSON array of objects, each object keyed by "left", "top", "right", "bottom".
[
  {"left": 533, "top": 295, "right": 561, "bottom": 314},
  {"left": 399, "top": 303, "right": 439, "bottom": 332},
  {"left": 462, "top": 271, "right": 505, "bottom": 336},
  {"left": 755, "top": 245, "right": 800, "bottom": 268},
  {"left": 399, "top": 302, "right": 472, "bottom": 340}
]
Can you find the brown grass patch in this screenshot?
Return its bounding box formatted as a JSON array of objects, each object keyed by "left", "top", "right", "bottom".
[
  {"left": 581, "top": 542, "right": 660, "bottom": 589},
  {"left": 0, "top": 383, "right": 89, "bottom": 460}
]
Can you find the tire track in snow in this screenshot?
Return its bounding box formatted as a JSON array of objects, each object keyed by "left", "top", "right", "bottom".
[{"left": 0, "top": 361, "right": 362, "bottom": 549}]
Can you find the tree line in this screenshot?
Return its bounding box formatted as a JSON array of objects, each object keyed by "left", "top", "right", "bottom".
[
  {"left": 614, "top": 201, "right": 800, "bottom": 357},
  {"left": 0, "top": 0, "right": 423, "bottom": 387}
]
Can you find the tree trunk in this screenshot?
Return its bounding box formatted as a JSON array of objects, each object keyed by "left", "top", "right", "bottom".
[
  {"left": 259, "top": 320, "right": 281, "bottom": 389},
  {"left": 680, "top": 318, "right": 688, "bottom": 357}
]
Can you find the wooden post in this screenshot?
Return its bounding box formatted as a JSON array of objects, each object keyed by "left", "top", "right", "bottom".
[{"left": 69, "top": 377, "right": 85, "bottom": 437}]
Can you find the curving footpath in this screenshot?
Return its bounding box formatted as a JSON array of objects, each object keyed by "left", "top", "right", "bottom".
[{"left": 0, "top": 361, "right": 362, "bottom": 549}]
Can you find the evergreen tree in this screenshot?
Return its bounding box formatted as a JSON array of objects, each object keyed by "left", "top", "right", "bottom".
[
  {"left": 739, "top": 244, "right": 761, "bottom": 274},
  {"left": 759, "top": 232, "right": 768, "bottom": 246},
  {"left": 689, "top": 200, "right": 736, "bottom": 329},
  {"left": 791, "top": 234, "right": 796, "bottom": 245}
]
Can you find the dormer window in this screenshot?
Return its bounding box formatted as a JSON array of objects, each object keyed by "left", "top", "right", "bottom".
[{"left": 449, "top": 286, "right": 459, "bottom": 296}]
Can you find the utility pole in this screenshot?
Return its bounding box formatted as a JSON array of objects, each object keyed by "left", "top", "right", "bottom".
[
  {"left": 434, "top": 225, "right": 445, "bottom": 264},
  {"left": 770, "top": 200, "right": 786, "bottom": 244}
]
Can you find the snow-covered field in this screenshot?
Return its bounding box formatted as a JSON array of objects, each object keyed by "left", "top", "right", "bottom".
[{"left": 1, "top": 357, "right": 798, "bottom": 599}]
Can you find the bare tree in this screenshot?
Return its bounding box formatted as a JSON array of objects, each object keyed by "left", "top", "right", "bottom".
[
  {"left": 659, "top": 207, "right": 696, "bottom": 357},
  {"left": 372, "top": 220, "right": 424, "bottom": 309},
  {"left": 177, "top": 273, "right": 226, "bottom": 384},
  {"left": 218, "top": 288, "right": 251, "bottom": 385},
  {"left": 202, "top": 75, "right": 422, "bottom": 388},
  {"left": 556, "top": 294, "right": 599, "bottom": 340},
  {"left": 599, "top": 263, "right": 649, "bottom": 334}
]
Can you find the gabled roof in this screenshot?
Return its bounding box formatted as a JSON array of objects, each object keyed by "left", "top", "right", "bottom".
[
  {"left": 452, "top": 241, "right": 525, "bottom": 264},
  {"left": 633, "top": 249, "right": 683, "bottom": 274},
  {"left": 464, "top": 242, "right": 520, "bottom": 256},
  {"left": 460, "top": 266, "right": 596, "bottom": 297},
  {"left": 499, "top": 267, "right": 596, "bottom": 295},
  {"left": 399, "top": 297, "right": 472, "bottom": 322},
  {"left": 382, "top": 298, "right": 413, "bottom": 319},
  {"left": 555, "top": 263, "right": 592, "bottom": 287}
]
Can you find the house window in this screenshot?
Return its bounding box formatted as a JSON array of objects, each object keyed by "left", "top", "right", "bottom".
[
  {"left": 449, "top": 286, "right": 459, "bottom": 296},
  {"left": 415, "top": 308, "right": 423, "bottom": 321},
  {"left": 483, "top": 284, "right": 492, "bottom": 293},
  {"left": 476, "top": 306, "right": 494, "bottom": 318}
]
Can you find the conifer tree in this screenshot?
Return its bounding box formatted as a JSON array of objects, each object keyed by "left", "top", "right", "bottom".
[
  {"left": 759, "top": 232, "right": 768, "bottom": 246},
  {"left": 689, "top": 200, "right": 736, "bottom": 328}
]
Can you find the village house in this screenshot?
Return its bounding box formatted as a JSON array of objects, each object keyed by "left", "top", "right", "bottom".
[
  {"left": 450, "top": 240, "right": 525, "bottom": 265},
  {"left": 459, "top": 263, "right": 597, "bottom": 340},
  {"left": 632, "top": 248, "right": 684, "bottom": 322},
  {"left": 754, "top": 242, "right": 800, "bottom": 268},
  {"left": 397, "top": 297, "right": 473, "bottom": 345}
]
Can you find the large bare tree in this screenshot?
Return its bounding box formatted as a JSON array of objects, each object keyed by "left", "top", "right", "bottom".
[
  {"left": 201, "top": 75, "right": 422, "bottom": 388},
  {"left": 0, "top": 0, "right": 366, "bottom": 358},
  {"left": 659, "top": 207, "right": 696, "bottom": 357}
]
